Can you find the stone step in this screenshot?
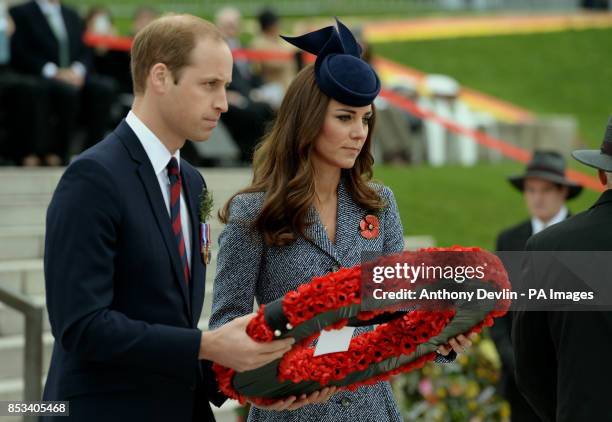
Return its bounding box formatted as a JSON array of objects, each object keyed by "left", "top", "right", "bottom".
[
  {"left": 0, "top": 167, "right": 251, "bottom": 196},
  {"left": 0, "top": 316, "right": 217, "bottom": 381},
  {"left": 0, "top": 259, "right": 45, "bottom": 296},
  {"left": 0, "top": 377, "right": 240, "bottom": 422},
  {"left": 0, "top": 317, "right": 241, "bottom": 422},
  {"left": 0, "top": 202, "right": 234, "bottom": 231},
  {"left": 0, "top": 257, "right": 218, "bottom": 336},
  {"left": 0, "top": 204, "right": 47, "bottom": 228},
  {"left": 0, "top": 167, "right": 250, "bottom": 233},
  {"left": 0, "top": 255, "right": 217, "bottom": 292},
  {"left": 0, "top": 226, "right": 45, "bottom": 261},
  {"left": 0, "top": 224, "right": 228, "bottom": 262},
  {"left": 0, "top": 169, "right": 63, "bottom": 197},
  {"left": 0, "top": 295, "right": 50, "bottom": 337},
  {"left": 404, "top": 235, "right": 436, "bottom": 250},
  {"left": 0, "top": 332, "right": 53, "bottom": 380}
]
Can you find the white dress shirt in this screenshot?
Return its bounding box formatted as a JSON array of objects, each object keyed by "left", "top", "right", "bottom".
[
  {"left": 126, "top": 110, "right": 192, "bottom": 270},
  {"left": 531, "top": 205, "right": 568, "bottom": 235}
]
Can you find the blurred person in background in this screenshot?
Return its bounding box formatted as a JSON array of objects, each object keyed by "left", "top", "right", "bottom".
[
  {"left": 493, "top": 150, "right": 582, "bottom": 421},
  {"left": 84, "top": 5, "right": 116, "bottom": 37},
  {"left": 250, "top": 7, "right": 297, "bottom": 92},
  {"left": 351, "top": 26, "right": 424, "bottom": 165},
  {"left": 374, "top": 78, "right": 425, "bottom": 165},
  {"left": 131, "top": 6, "right": 158, "bottom": 36},
  {"left": 9, "top": 0, "right": 118, "bottom": 165},
  {"left": 214, "top": 5, "right": 274, "bottom": 164},
  {"left": 496, "top": 150, "right": 582, "bottom": 250},
  {"left": 420, "top": 74, "right": 479, "bottom": 167},
  {"left": 85, "top": 6, "right": 132, "bottom": 100},
  {"left": 0, "top": 0, "right": 47, "bottom": 166}
]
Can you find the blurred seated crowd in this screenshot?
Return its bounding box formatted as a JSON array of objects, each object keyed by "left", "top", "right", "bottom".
[{"left": 0, "top": 0, "right": 499, "bottom": 168}]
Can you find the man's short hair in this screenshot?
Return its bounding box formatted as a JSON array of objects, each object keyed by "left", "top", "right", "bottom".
[{"left": 130, "top": 14, "right": 224, "bottom": 95}]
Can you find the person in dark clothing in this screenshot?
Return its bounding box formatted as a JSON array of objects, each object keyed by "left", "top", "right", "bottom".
[
  {"left": 215, "top": 6, "right": 275, "bottom": 163},
  {"left": 0, "top": 10, "right": 47, "bottom": 166},
  {"left": 493, "top": 150, "right": 582, "bottom": 421},
  {"left": 9, "top": 0, "right": 117, "bottom": 164},
  {"left": 513, "top": 115, "right": 612, "bottom": 421}
]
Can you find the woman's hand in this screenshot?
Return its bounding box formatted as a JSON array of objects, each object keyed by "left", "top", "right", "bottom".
[
  {"left": 437, "top": 333, "right": 476, "bottom": 355},
  {"left": 251, "top": 386, "right": 338, "bottom": 411}
]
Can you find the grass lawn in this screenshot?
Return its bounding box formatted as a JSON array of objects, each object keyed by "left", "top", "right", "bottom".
[
  {"left": 373, "top": 29, "right": 612, "bottom": 148},
  {"left": 374, "top": 163, "right": 600, "bottom": 250}
]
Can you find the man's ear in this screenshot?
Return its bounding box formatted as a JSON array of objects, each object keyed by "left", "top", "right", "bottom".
[
  {"left": 598, "top": 169, "right": 607, "bottom": 186},
  {"left": 148, "top": 63, "right": 169, "bottom": 94}
]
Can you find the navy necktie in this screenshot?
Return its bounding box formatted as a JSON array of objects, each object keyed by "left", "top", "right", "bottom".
[{"left": 167, "top": 157, "right": 190, "bottom": 284}]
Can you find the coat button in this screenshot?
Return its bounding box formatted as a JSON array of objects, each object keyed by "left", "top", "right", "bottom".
[
  {"left": 331, "top": 264, "right": 340, "bottom": 272},
  {"left": 340, "top": 397, "right": 351, "bottom": 407}
]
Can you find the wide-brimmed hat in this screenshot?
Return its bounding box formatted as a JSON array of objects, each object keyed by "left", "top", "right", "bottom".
[
  {"left": 572, "top": 115, "right": 612, "bottom": 172},
  {"left": 281, "top": 18, "right": 380, "bottom": 107},
  {"left": 508, "top": 150, "right": 583, "bottom": 200}
]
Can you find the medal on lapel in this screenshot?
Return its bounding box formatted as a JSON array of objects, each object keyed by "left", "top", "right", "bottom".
[{"left": 198, "top": 187, "right": 214, "bottom": 265}]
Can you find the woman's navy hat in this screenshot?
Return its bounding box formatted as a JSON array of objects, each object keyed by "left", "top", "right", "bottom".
[{"left": 281, "top": 18, "right": 381, "bottom": 107}]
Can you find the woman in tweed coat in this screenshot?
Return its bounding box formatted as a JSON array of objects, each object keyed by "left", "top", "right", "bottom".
[{"left": 209, "top": 21, "right": 471, "bottom": 422}]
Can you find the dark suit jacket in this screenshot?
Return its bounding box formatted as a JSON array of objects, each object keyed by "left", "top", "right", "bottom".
[
  {"left": 493, "top": 219, "right": 532, "bottom": 403},
  {"left": 42, "top": 120, "right": 224, "bottom": 421},
  {"left": 496, "top": 219, "right": 533, "bottom": 253},
  {"left": 512, "top": 190, "right": 612, "bottom": 422},
  {"left": 9, "top": 1, "right": 91, "bottom": 75}
]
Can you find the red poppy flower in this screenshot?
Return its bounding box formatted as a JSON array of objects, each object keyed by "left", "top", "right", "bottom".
[{"left": 359, "top": 214, "right": 380, "bottom": 239}]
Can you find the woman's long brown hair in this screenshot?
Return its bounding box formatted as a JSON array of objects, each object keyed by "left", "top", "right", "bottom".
[{"left": 219, "top": 65, "right": 386, "bottom": 246}]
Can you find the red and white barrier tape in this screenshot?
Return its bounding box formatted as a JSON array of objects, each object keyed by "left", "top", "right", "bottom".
[{"left": 82, "top": 32, "right": 602, "bottom": 192}]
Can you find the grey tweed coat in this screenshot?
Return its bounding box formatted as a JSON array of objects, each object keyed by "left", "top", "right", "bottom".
[{"left": 209, "top": 179, "right": 433, "bottom": 422}]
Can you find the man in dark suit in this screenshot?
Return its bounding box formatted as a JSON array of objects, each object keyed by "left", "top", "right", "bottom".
[
  {"left": 0, "top": 10, "right": 47, "bottom": 166},
  {"left": 214, "top": 6, "right": 274, "bottom": 164},
  {"left": 9, "top": 0, "right": 117, "bottom": 164},
  {"left": 42, "top": 15, "right": 297, "bottom": 421},
  {"left": 493, "top": 150, "right": 582, "bottom": 421},
  {"left": 512, "top": 116, "right": 612, "bottom": 421}
]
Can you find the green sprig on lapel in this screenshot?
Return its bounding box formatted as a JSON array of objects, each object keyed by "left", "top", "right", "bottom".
[{"left": 198, "top": 187, "right": 214, "bottom": 223}]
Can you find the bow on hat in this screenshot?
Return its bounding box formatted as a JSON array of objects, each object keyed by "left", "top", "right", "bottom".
[{"left": 281, "top": 18, "right": 381, "bottom": 107}]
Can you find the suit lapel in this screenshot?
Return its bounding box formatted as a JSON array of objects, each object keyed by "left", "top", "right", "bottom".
[
  {"left": 115, "top": 121, "right": 191, "bottom": 318},
  {"left": 181, "top": 166, "right": 206, "bottom": 327},
  {"left": 30, "top": 2, "right": 58, "bottom": 55},
  {"left": 303, "top": 178, "right": 364, "bottom": 264},
  {"left": 335, "top": 179, "right": 365, "bottom": 264},
  {"left": 304, "top": 207, "right": 338, "bottom": 263}
]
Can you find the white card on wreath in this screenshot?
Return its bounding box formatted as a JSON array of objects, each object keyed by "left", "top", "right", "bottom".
[{"left": 313, "top": 326, "right": 356, "bottom": 356}]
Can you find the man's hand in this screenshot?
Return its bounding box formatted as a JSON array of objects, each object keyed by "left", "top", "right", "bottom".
[
  {"left": 250, "top": 386, "right": 338, "bottom": 411},
  {"left": 437, "top": 333, "right": 476, "bottom": 356},
  {"left": 200, "top": 314, "right": 295, "bottom": 372},
  {"left": 55, "top": 69, "right": 84, "bottom": 88}
]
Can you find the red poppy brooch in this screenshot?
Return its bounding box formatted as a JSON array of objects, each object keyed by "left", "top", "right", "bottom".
[{"left": 360, "top": 214, "right": 380, "bottom": 239}]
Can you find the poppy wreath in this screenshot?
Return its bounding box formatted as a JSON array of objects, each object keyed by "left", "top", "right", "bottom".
[{"left": 213, "top": 246, "right": 511, "bottom": 405}]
